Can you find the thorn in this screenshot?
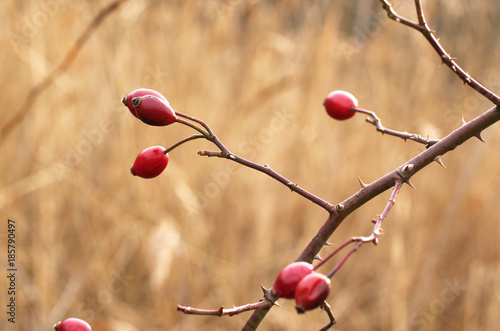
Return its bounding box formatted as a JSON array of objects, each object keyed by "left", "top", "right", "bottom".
[
  {"left": 357, "top": 176, "right": 368, "bottom": 189},
  {"left": 405, "top": 179, "right": 416, "bottom": 189},
  {"left": 260, "top": 284, "right": 272, "bottom": 296},
  {"left": 324, "top": 241, "right": 334, "bottom": 246},
  {"left": 314, "top": 253, "right": 323, "bottom": 261},
  {"left": 373, "top": 238, "right": 379, "bottom": 246},
  {"left": 336, "top": 204, "right": 345, "bottom": 212},
  {"left": 461, "top": 116, "right": 467, "bottom": 126},
  {"left": 433, "top": 155, "right": 446, "bottom": 168},
  {"left": 475, "top": 133, "right": 486, "bottom": 143},
  {"left": 274, "top": 301, "right": 282, "bottom": 307}
]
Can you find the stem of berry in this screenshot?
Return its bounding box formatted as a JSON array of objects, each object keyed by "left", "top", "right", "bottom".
[
  {"left": 354, "top": 108, "right": 440, "bottom": 147},
  {"left": 175, "top": 118, "right": 210, "bottom": 137},
  {"left": 164, "top": 134, "right": 206, "bottom": 154}
]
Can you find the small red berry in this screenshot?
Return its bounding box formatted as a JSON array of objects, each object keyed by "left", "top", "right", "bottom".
[
  {"left": 122, "top": 88, "right": 168, "bottom": 118},
  {"left": 131, "top": 146, "right": 169, "bottom": 179},
  {"left": 294, "top": 272, "right": 331, "bottom": 313},
  {"left": 272, "top": 262, "right": 314, "bottom": 299},
  {"left": 323, "top": 90, "right": 358, "bottom": 120},
  {"left": 132, "top": 95, "right": 177, "bottom": 126},
  {"left": 54, "top": 318, "right": 92, "bottom": 331}
]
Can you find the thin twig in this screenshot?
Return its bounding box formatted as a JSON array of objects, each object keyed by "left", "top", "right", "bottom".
[
  {"left": 197, "top": 150, "right": 335, "bottom": 212},
  {"left": 355, "top": 108, "right": 440, "bottom": 147},
  {"left": 319, "top": 301, "right": 336, "bottom": 331},
  {"left": 177, "top": 300, "right": 272, "bottom": 317},
  {"left": 379, "top": 0, "right": 500, "bottom": 105},
  {"left": 0, "top": 0, "right": 128, "bottom": 142}
]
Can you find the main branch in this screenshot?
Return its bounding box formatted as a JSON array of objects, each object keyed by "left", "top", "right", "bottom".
[{"left": 243, "top": 105, "right": 500, "bottom": 329}]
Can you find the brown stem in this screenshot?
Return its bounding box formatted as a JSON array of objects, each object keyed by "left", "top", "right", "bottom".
[
  {"left": 355, "top": 108, "right": 440, "bottom": 146},
  {"left": 197, "top": 150, "right": 335, "bottom": 212},
  {"left": 164, "top": 134, "right": 205, "bottom": 154},
  {"left": 177, "top": 300, "right": 271, "bottom": 317},
  {"left": 0, "top": 0, "right": 128, "bottom": 143},
  {"left": 380, "top": 0, "right": 500, "bottom": 105}
]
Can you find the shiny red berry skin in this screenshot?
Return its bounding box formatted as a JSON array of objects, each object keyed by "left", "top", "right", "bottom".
[
  {"left": 131, "top": 146, "right": 169, "bottom": 179},
  {"left": 323, "top": 90, "right": 358, "bottom": 120},
  {"left": 54, "top": 318, "right": 92, "bottom": 331},
  {"left": 132, "top": 95, "right": 177, "bottom": 126},
  {"left": 295, "top": 272, "right": 331, "bottom": 313},
  {"left": 122, "top": 88, "right": 168, "bottom": 118},
  {"left": 272, "top": 262, "right": 314, "bottom": 299}
]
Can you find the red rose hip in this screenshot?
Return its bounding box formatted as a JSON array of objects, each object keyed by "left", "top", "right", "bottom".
[
  {"left": 131, "top": 146, "right": 169, "bottom": 179},
  {"left": 323, "top": 90, "right": 358, "bottom": 120},
  {"left": 54, "top": 318, "right": 92, "bottom": 331},
  {"left": 122, "top": 88, "right": 168, "bottom": 118},
  {"left": 295, "top": 272, "right": 331, "bottom": 313},
  {"left": 272, "top": 261, "right": 314, "bottom": 299},
  {"left": 132, "top": 95, "right": 177, "bottom": 126}
]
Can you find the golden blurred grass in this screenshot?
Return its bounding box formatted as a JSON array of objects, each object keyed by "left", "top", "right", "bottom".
[{"left": 1, "top": 1, "right": 500, "bottom": 330}]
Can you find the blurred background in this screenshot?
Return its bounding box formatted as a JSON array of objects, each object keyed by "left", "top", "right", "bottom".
[{"left": 1, "top": 0, "right": 500, "bottom": 330}]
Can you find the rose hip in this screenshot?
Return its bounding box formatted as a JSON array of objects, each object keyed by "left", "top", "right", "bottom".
[
  {"left": 131, "top": 146, "right": 169, "bottom": 179},
  {"left": 272, "top": 262, "right": 314, "bottom": 299},
  {"left": 53, "top": 318, "right": 92, "bottom": 331},
  {"left": 122, "top": 88, "right": 168, "bottom": 118},
  {"left": 294, "top": 272, "right": 331, "bottom": 313},
  {"left": 323, "top": 90, "right": 358, "bottom": 120}
]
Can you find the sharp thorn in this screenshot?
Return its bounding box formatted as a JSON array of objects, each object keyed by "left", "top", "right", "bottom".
[
  {"left": 433, "top": 155, "right": 446, "bottom": 168},
  {"left": 405, "top": 179, "right": 416, "bottom": 189},
  {"left": 461, "top": 116, "right": 467, "bottom": 126},
  {"left": 274, "top": 301, "right": 282, "bottom": 307},
  {"left": 261, "top": 284, "right": 271, "bottom": 295},
  {"left": 314, "top": 254, "right": 324, "bottom": 261},
  {"left": 475, "top": 133, "right": 486, "bottom": 143},
  {"left": 324, "top": 241, "right": 334, "bottom": 246},
  {"left": 357, "top": 176, "right": 368, "bottom": 189}
]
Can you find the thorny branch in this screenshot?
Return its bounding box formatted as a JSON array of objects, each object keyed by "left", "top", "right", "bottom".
[
  {"left": 354, "top": 107, "right": 440, "bottom": 147},
  {"left": 379, "top": 0, "right": 500, "bottom": 105},
  {"left": 241, "top": 2, "right": 500, "bottom": 330}
]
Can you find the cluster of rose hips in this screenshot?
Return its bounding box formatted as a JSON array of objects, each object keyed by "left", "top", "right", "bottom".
[
  {"left": 121, "top": 88, "right": 176, "bottom": 179},
  {"left": 272, "top": 261, "right": 331, "bottom": 313},
  {"left": 122, "top": 87, "right": 358, "bottom": 180},
  {"left": 54, "top": 318, "right": 91, "bottom": 331},
  {"left": 47, "top": 90, "right": 357, "bottom": 328}
]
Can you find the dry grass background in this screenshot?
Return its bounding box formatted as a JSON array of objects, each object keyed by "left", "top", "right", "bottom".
[{"left": 1, "top": 0, "right": 500, "bottom": 330}]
